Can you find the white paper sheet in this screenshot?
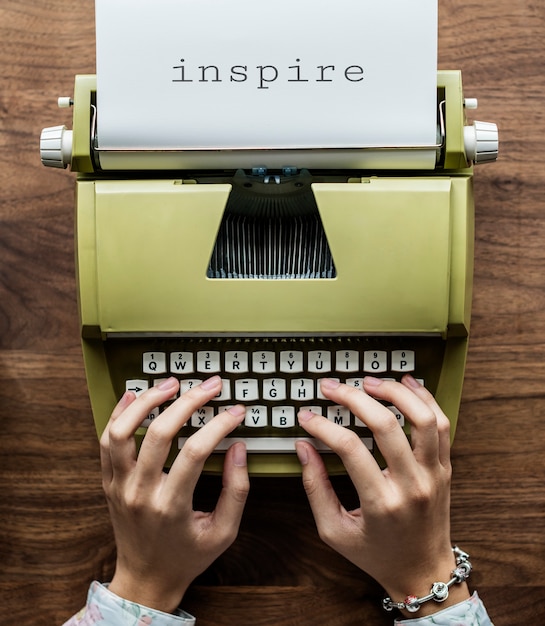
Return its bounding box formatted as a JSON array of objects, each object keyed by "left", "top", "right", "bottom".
[{"left": 95, "top": 0, "right": 438, "bottom": 168}]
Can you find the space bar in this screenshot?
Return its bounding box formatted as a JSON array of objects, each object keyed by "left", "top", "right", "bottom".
[{"left": 178, "top": 436, "right": 373, "bottom": 454}]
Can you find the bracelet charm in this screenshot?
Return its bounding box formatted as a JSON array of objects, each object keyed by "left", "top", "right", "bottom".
[{"left": 383, "top": 546, "right": 472, "bottom": 614}]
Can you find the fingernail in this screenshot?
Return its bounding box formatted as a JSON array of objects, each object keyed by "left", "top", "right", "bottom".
[
  {"left": 157, "top": 377, "right": 178, "bottom": 390},
  {"left": 119, "top": 391, "right": 135, "bottom": 406},
  {"left": 200, "top": 375, "right": 221, "bottom": 390},
  {"left": 320, "top": 378, "right": 340, "bottom": 391},
  {"left": 228, "top": 404, "right": 246, "bottom": 418},
  {"left": 403, "top": 374, "right": 421, "bottom": 389},
  {"left": 363, "top": 376, "right": 383, "bottom": 387},
  {"left": 295, "top": 441, "right": 309, "bottom": 465},
  {"left": 232, "top": 442, "right": 247, "bottom": 467},
  {"left": 297, "top": 409, "right": 314, "bottom": 423}
]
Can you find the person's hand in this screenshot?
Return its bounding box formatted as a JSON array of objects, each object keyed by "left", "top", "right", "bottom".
[
  {"left": 100, "top": 375, "right": 249, "bottom": 614},
  {"left": 295, "top": 375, "right": 469, "bottom": 618}
]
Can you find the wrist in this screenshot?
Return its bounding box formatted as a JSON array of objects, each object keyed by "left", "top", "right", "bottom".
[
  {"left": 383, "top": 546, "right": 472, "bottom": 618},
  {"left": 109, "top": 570, "right": 188, "bottom": 615},
  {"left": 392, "top": 582, "right": 471, "bottom": 618}
]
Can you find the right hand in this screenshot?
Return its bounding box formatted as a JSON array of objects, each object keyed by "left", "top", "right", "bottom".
[{"left": 296, "top": 375, "right": 469, "bottom": 618}]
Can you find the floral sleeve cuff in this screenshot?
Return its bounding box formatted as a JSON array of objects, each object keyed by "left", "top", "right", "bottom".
[
  {"left": 62, "top": 581, "right": 196, "bottom": 626},
  {"left": 395, "top": 592, "right": 493, "bottom": 625}
]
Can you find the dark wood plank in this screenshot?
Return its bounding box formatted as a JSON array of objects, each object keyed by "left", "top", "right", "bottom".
[{"left": 1, "top": 0, "right": 545, "bottom": 624}]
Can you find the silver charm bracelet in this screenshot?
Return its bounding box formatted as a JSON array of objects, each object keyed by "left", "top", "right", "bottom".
[{"left": 382, "top": 546, "right": 472, "bottom": 614}]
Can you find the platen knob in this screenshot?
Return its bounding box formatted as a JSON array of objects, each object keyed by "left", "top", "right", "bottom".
[
  {"left": 464, "top": 120, "right": 499, "bottom": 164},
  {"left": 40, "top": 125, "right": 73, "bottom": 168}
]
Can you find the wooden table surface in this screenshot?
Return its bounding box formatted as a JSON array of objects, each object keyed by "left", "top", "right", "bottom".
[{"left": 1, "top": 1, "right": 544, "bottom": 624}]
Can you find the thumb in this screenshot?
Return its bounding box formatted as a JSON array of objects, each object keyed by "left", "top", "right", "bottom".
[
  {"left": 296, "top": 441, "right": 346, "bottom": 543},
  {"left": 211, "top": 442, "right": 250, "bottom": 550}
]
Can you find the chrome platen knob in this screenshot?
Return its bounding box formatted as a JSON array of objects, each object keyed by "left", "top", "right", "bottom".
[
  {"left": 464, "top": 120, "right": 499, "bottom": 164},
  {"left": 40, "top": 125, "right": 73, "bottom": 168}
]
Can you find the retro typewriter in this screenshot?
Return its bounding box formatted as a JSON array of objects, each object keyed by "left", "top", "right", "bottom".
[{"left": 40, "top": 0, "right": 498, "bottom": 475}]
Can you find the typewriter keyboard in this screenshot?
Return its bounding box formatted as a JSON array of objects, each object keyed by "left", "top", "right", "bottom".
[{"left": 105, "top": 336, "right": 445, "bottom": 455}]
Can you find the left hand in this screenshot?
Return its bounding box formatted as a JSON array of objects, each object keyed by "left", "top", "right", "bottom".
[{"left": 101, "top": 375, "right": 249, "bottom": 614}]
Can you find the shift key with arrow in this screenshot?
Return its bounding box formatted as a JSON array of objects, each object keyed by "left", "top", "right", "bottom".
[{"left": 125, "top": 379, "right": 149, "bottom": 396}]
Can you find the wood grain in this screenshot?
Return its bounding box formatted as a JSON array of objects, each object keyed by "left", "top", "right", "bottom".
[{"left": 1, "top": 1, "right": 545, "bottom": 624}]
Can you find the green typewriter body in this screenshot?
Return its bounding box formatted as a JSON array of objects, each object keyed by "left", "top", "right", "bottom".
[{"left": 40, "top": 68, "right": 498, "bottom": 475}]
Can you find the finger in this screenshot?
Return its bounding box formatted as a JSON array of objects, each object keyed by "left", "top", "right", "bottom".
[
  {"left": 136, "top": 376, "right": 226, "bottom": 482},
  {"left": 297, "top": 407, "right": 386, "bottom": 500},
  {"left": 105, "top": 377, "right": 181, "bottom": 479},
  {"left": 207, "top": 442, "right": 250, "bottom": 550},
  {"left": 295, "top": 441, "right": 350, "bottom": 547},
  {"left": 363, "top": 376, "right": 442, "bottom": 468},
  {"left": 401, "top": 375, "right": 452, "bottom": 468},
  {"left": 316, "top": 379, "right": 415, "bottom": 478},
  {"left": 166, "top": 404, "right": 247, "bottom": 500},
  {"left": 100, "top": 390, "right": 137, "bottom": 486}
]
